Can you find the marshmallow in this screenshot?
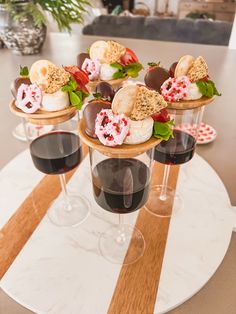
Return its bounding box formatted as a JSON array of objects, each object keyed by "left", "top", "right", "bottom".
[
  {"left": 41, "top": 90, "right": 70, "bottom": 112},
  {"left": 124, "top": 117, "right": 154, "bottom": 144},
  {"left": 100, "top": 64, "right": 117, "bottom": 81}
]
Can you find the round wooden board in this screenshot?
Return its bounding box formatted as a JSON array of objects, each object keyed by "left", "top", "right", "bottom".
[
  {"left": 167, "top": 96, "right": 215, "bottom": 110},
  {"left": 9, "top": 99, "right": 77, "bottom": 125},
  {"left": 78, "top": 119, "right": 161, "bottom": 158},
  {"left": 87, "top": 77, "right": 128, "bottom": 92}
]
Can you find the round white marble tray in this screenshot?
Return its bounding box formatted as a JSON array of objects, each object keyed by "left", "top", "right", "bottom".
[{"left": 0, "top": 151, "right": 235, "bottom": 314}]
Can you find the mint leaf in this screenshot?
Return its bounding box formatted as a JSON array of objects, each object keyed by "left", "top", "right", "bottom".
[
  {"left": 196, "top": 81, "right": 207, "bottom": 95},
  {"left": 153, "top": 120, "right": 174, "bottom": 141},
  {"left": 61, "top": 79, "right": 88, "bottom": 108},
  {"left": 69, "top": 91, "right": 83, "bottom": 109},
  {"left": 196, "top": 80, "right": 221, "bottom": 98},
  {"left": 124, "top": 62, "right": 143, "bottom": 78},
  {"left": 111, "top": 62, "right": 143, "bottom": 79},
  {"left": 93, "top": 92, "right": 102, "bottom": 100},
  {"left": 68, "top": 79, "right": 77, "bottom": 90},
  {"left": 20, "top": 66, "right": 29, "bottom": 76},
  {"left": 113, "top": 71, "right": 127, "bottom": 79},
  {"left": 110, "top": 62, "right": 124, "bottom": 70},
  {"left": 206, "top": 83, "right": 214, "bottom": 98},
  {"left": 148, "top": 62, "right": 160, "bottom": 67},
  {"left": 208, "top": 80, "right": 221, "bottom": 96},
  {"left": 61, "top": 85, "right": 73, "bottom": 92},
  {"left": 75, "top": 90, "right": 83, "bottom": 100}
]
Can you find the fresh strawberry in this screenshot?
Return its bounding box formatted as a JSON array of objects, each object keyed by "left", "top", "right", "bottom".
[
  {"left": 119, "top": 48, "right": 138, "bottom": 66},
  {"left": 201, "top": 75, "right": 209, "bottom": 81},
  {"left": 152, "top": 109, "right": 170, "bottom": 123},
  {"left": 64, "top": 66, "right": 89, "bottom": 92}
]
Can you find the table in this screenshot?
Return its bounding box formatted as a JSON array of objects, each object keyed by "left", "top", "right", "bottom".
[{"left": 0, "top": 33, "right": 236, "bottom": 314}]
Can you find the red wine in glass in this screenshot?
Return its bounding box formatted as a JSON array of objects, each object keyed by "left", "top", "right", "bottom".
[
  {"left": 154, "top": 129, "right": 196, "bottom": 165},
  {"left": 92, "top": 158, "right": 150, "bottom": 214},
  {"left": 30, "top": 131, "right": 81, "bottom": 175}
]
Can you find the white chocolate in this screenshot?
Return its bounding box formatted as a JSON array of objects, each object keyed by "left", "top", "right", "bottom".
[
  {"left": 124, "top": 117, "right": 154, "bottom": 144},
  {"left": 41, "top": 90, "right": 70, "bottom": 112}
]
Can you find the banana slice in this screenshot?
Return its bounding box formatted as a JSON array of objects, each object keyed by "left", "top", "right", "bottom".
[
  {"left": 41, "top": 90, "right": 70, "bottom": 112},
  {"left": 174, "top": 55, "right": 195, "bottom": 78},
  {"left": 89, "top": 40, "right": 108, "bottom": 63},
  {"left": 112, "top": 85, "right": 138, "bottom": 116},
  {"left": 124, "top": 117, "right": 154, "bottom": 144},
  {"left": 29, "top": 60, "right": 55, "bottom": 89}
]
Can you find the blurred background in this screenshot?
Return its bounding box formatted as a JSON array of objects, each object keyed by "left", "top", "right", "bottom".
[{"left": 0, "top": 0, "right": 235, "bottom": 55}]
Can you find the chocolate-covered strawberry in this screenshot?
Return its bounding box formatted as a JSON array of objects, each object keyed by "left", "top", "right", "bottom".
[
  {"left": 11, "top": 66, "right": 31, "bottom": 98},
  {"left": 77, "top": 52, "right": 90, "bottom": 68},
  {"left": 169, "top": 62, "right": 178, "bottom": 78},
  {"left": 83, "top": 98, "right": 111, "bottom": 138},
  {"left": 144, "top": 62, "right": 169, "bottom": 93},
  {"left": 95, "top": 82, "right": 115, "bottom": 101}
]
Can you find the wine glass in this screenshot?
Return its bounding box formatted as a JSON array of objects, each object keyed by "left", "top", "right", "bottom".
[
  {"left": 29, "top": 115, "right": 90, "bottom": 227},
  {"left": 145, "top": 106, "right": 204, "bottom": 217},
  {"left": 89, "top": 147, "right": 154, "bottom": 264},
  {"left": 12, "top": 118, "right": 53, "bottom": 142}
]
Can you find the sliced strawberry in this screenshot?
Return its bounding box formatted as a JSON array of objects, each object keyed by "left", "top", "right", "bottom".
[
  {"left": 152, "top": 109, "right": 170, "bottom": 123},
  {"left": 119, "top": 48, "right": 138, "bottom": 66},
  {"left": 64, "top": 66, "right": 89, "bottom": 89}
]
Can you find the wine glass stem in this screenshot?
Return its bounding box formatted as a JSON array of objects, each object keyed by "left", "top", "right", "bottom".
[
  {"left": 59, "top": 174, "right": 72, "bottom": 212},
  {"left": 22, "top": 118, "right": 30, "bottom": 142},
  {"left": 160, "top": 164, "right": 171, "bottom": 201},
  {"left": 117, "top": 214, "right": 126, "bottom": 244}
]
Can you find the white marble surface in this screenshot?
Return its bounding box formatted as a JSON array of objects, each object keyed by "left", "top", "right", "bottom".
[{"left": 0, "top": 152, "right": 234, "bottom": 314}]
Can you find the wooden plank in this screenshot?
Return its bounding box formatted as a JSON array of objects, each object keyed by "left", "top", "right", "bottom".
[
  {"left": 0, "top": 145, "right": 88, "bottom": 280},
  {"left": 108, "top": 162, "right": 180, "bottom": 314}
]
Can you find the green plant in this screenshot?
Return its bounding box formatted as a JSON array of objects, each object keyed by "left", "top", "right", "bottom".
[
  {"left": 186, "top": 11, "right": 215, "bottom": 20},
  {"left": 2, "top": 0, "right": 90, "bottom": 32}
]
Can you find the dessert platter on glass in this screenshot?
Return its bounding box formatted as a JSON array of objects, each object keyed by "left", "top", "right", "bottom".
[
  {"left": 78, "top": 80, "right": 172, "bottom": 264},
  {"left": 144, "top": 54, "right": 221, "bottom": 217},
  {"left": 77, "top": 39, "right": 143, "bottom": 92},
  {"left": 9, "top": 59, "right": 91, "bottom": 226}
]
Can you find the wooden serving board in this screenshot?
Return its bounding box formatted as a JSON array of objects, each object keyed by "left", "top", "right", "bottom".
[
  {"left": 0, "top": 145, "right": 88, "bottom": 279},
  {"left": 108, "top": 162, "right": 179, "bottom": 314},
  {"left": 0, "top": 144, "right": 179, "bottom": 313},
  {"left": 9, "top": 100, "right": 77, "bottom": 125}
]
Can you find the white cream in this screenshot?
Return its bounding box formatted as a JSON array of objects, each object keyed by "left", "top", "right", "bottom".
[{"left": 41, "top": 90, "right": 70, "bottom": 111}]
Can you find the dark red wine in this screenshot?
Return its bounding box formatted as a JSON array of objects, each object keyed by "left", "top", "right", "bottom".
[
  {"left": 155, "top": 129, "right": 196, "bottom": 165},
  {"left": 30, "top": 131, "right": 81, "bottom": 175},
  {"left": 92, "top": 158, "right": 150, "bottom": 214}
]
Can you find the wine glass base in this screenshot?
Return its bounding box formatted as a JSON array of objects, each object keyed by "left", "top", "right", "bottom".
[
  {"left": 47, "top": 195, "right": 90, "bottom": 227},
  {"left": 99, "top": 224, "right": 145, "bottom": 265},
  {"left": 144, "top": 185, "right": 183, "bottom": 218}
]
